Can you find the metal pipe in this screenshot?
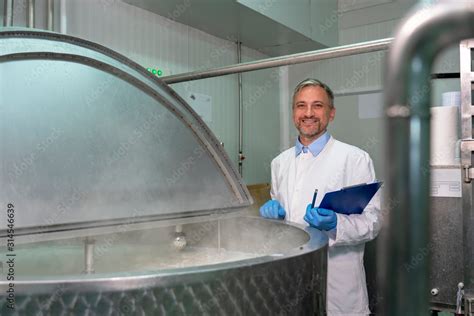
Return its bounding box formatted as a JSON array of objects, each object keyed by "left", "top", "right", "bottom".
[
  {"left": 162, "top": 37, "right": 393, "bottom": 84},
  {"left": 381, "top": 3, "right": 474, "bottom": 315},
  {"left": 47, "top": 0, "right": 53, "bottom": 31},
  {"left": 27, "top": 0, "right": 34, "bottom": 28},
  {"left": 3, "top": 0, "right": 13, "bottom": 27},
  {"left": 237, "top": 41, "right": 243, "bottom": 175}
]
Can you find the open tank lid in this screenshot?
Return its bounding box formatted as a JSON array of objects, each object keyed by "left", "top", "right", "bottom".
[{"left": 0, "top": 28, "right": 253, "bottom": 236}]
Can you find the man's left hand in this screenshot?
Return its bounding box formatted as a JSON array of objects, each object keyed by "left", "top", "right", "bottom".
[{"left": 304, "top": 204, "right": 337, "bottom": 231}]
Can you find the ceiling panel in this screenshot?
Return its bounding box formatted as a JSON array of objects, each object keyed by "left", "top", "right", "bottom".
[{"left": 123, "top": 0, "right": 329, "bottom": 56}]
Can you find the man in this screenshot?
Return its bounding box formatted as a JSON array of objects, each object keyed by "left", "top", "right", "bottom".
[{"left": 260, "top": 78, "right": 381, "bottom": 316}]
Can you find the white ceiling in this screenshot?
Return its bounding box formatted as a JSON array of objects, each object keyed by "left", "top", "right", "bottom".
[{"left": 123, "top": 0, "right": 329, "bottom": 57}]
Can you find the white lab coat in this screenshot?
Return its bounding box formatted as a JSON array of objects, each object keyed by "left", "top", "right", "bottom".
[{"left": 270, "top": 137, "right": 381, "bottom": 316}]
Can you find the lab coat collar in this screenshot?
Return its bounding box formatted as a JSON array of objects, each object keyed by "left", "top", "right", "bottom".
[{"left": 295, "top": 131, "right": 331, "bottom": 157}]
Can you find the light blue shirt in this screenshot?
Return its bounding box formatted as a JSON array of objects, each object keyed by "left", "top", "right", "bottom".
[{"left": 295, "top": 131, "right": 331, "bottom": 157}]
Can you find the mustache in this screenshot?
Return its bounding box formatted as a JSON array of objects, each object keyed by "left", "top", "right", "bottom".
[{"left": 299, "top": 117, "right": 320, "bottom": 122}]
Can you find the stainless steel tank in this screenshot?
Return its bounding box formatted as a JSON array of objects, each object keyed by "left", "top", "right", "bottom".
[
  {"left": 0, "top": 215, "right": 327, "bottom": 315},
  {"left": 0, "top": 29, "right": 328, "bottom": 315}
]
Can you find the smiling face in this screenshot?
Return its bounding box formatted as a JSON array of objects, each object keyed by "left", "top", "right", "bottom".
[{"left": 292, "top": 85, "right": 336, "bottom": 146}]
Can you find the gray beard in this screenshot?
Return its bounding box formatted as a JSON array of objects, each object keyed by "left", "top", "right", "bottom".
[{"left": 297, "top": 122, "right": 322, "bottom": 139}]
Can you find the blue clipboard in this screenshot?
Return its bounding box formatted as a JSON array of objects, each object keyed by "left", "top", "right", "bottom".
[{"left": 319, "top": 181, "right": 383, "bottom": 215}]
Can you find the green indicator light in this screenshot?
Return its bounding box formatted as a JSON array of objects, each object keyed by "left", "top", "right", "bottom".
[
  {"left": 147, "top": 67, "right": 152, "bottom": 72},
  {"left": 157, "top": 70, "right": 163, "bottom": 76},
  {"left": 152, "top": 69, "right": 157, "bottom": 74}
]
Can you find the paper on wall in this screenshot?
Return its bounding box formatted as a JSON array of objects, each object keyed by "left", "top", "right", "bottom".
[
  {"left": 430, "top": 168, "right": 462, "bottom": 198},
  {"left": 186, "top": 92, "right": 212, "bottom": 123}
]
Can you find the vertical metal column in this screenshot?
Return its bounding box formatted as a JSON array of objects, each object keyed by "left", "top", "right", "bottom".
[
  {"left": 27, "top": 0, "right": 35, "bottom": 28},
  {"left": 237, "top": 41, "right": 244, "bottom": 175},
  {"left": 84, "top": 237, "right": 95, "bottom": 274},
  {"left": 3, "top": 0, "right": 13, "bottom": 27},
  {"left": 59, "top": 0, "right": 66, "bottom": 34},
  {"left": 460, "top": 40, "right": 474, "bottom": 316},
  {"left": 47, "top": 0, "right": 53, "bottom": 31}
]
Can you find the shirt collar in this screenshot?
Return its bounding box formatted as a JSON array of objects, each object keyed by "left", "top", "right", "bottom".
[{"left": 295, "top": 131, "right": 331, "bottom": 157}]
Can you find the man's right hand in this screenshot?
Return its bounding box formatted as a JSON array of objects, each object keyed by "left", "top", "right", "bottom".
[{"left": 259, "top": 200, "right": 286, "bottom": 219}]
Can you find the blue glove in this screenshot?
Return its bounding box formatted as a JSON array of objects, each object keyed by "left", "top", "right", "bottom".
[
  {"left": 304, "top": 204, "right": 337, "bottom": 231},
  {"left": 260, "top": 200, "right": 286, "bottom": 219}
]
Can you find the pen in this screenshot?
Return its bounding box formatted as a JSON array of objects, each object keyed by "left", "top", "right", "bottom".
[{"left": 311, "top": 189, "right": 318, "bottom": 209}]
